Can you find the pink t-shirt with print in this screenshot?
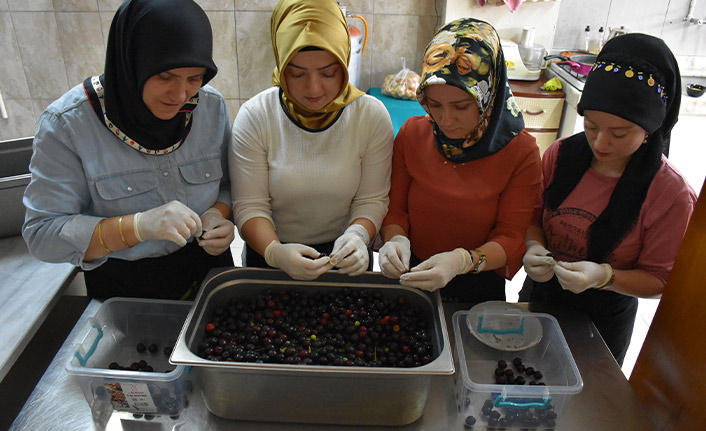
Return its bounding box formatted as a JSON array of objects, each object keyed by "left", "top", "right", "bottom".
[{"left": 531, "top": 140, "right": 697, "bottom": 284}]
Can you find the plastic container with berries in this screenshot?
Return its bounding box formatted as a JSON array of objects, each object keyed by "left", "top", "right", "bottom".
[
  {"left": 452, "top": 307, "right": 583, "bottom": 429},
  {"left": 66, "top": 298, "right": 192, "bottom": 417}
]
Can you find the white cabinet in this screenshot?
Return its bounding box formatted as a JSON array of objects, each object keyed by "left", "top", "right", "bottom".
[{"left": 510, "top": 77, "right": 565, "bottom": 157}]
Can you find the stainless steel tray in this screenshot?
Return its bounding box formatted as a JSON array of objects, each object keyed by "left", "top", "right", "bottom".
[{"left": 171, "top": 268, "right": 454, "bottom": 426}]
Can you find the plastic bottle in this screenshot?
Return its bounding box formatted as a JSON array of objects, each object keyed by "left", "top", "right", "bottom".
[
  {"left": 580, "top": 25, "right": 591, "bottom": 53},
  {"left": 589, "top": 27, "right": 603, "bottom": 54},
  {"left": 598, "top": 26, "right": 606, "bottom": 48}
]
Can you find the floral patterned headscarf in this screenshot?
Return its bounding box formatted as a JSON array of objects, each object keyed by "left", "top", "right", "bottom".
[{"left": 418, "top": 18, "right": 524, "bottom": 163}]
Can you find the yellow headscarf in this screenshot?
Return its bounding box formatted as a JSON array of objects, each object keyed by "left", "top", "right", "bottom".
[{"left": 270, "top": 0, "right": 364, "bottom": 129}]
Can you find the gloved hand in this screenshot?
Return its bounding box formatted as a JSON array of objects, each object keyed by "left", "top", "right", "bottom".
[
  {"left": 522, "top": 241, "right": 556, "bottom": 283},
  {"left": 553, "top": 260, "right": 613, "bottom": 294},
  {"left": 379, "top": 235, "right": 411, "bottom": 279},
  {"left": 133, "top": 200, "right": 202, "bottom": 246},
  {"left": 400, "top": 248, "right": 471, "bottom": 291},
  {"left": 197, "top": 208, "right": 235, "bottom": 256},
  {"left": 329, "top": 224, "right": 370, "bottom": 276},
  {"left": 264, "top": 240, "right": 332, "bottom": 281}
]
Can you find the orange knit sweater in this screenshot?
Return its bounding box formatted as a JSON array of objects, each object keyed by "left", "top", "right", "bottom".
[{"left": 382, "top": 116, "right": 542, "bottom": 279}]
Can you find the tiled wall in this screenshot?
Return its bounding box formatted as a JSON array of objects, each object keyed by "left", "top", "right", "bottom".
[
  {"left": 0, "top": 0, "right": 442, "bottom": 140},
  {"left": 553, "top": 0, "right": 706, "bottom": 56}
]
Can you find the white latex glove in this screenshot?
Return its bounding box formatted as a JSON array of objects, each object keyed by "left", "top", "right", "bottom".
[
  {"left": 522, "top": 241, "right": 556, "bottom": 283},
  {"left": 553, "top": 261, "right": 613, "bottom": 294},
  {"left": 379, "top": 235, "right": 411, "bottom": 279},
  {"left": 197, "top": 208, "right": 235, "bottom": 256},
  {"left": 329, "top": 224, "right": 370, "bottom": 276},
  {"left": 264, "top": 240, "right": 332, "bottom": 281},
  {"left": 400, "top": 248, "right": 471, "bottom": 291},
  {"left": 133, "top": 200, "right": 202, "bottom": 246}
]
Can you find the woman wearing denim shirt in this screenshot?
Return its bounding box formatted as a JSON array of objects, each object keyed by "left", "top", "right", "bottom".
[{"left": 22, "top": 0, "right": 234, "bottom": 299}]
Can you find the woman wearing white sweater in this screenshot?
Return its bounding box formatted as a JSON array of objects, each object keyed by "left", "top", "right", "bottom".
[{"left": 229, "top": 0, "right": 393, "bottom": 280}]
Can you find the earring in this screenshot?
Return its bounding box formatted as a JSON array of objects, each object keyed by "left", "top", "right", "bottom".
[{"left": 642, "top": 134, "right": 648, "bottom": 144}]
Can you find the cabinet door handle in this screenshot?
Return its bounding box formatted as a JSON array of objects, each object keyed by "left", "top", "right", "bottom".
[{"left": 523, "top": 108, "right": 545, "bottom": 116}]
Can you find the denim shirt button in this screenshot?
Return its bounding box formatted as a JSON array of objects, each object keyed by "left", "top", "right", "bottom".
[
  {"left": 127, "top": 186, "right": 133, "bottom": 192},
  {"left": 163, "top": 171, "right": 169, "bottom": 177},
  {"left": 205, "top": 172, "right": 211, "bottom": 178}
]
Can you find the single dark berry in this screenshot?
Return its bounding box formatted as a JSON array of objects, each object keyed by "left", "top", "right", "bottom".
[
  {"left": 515, "top": 375, "right": 526, "bottom": 385},
  {"left": 148, "top": 343, "right": 158, "bottom": 354},
  {"left": 495, "top": 367, "right": 506, "bottom": 377},
  {"left": 533, "top": 370, "right": 543, "bottom": 380},
  {"left": 487, "top": 416, "right": 499, "bottom": 426},
  {"left": 512, "top": 357, "right": 522, "bottom": 366},
  {"left": 489, "top": 410, "right": 501, "bottom": 420},
  {"left": 497, "top": 359, "right": 507, "bottom": 369},
  {"left": 481, "top": 405, "right": 492, "bottom": 416},
  {"left": 504, "top": 368, "right": 514, "bottom": 377},
  {"left": 507, "top": 375, "right": 516, "bottom": 384},
  {"left": 516, "top": 363, "right": 526, "bottom": 373},
  {"left": 108, "top": 362, "right": 120, "bottom": 370},
  {"left": 495, "top": 375, "right": 507, "bottom": 384},
  {"left": 464, "top": 415, "right": 476, "bottom": 427},
  {"left": 524, "top": 366, "right": 535, "bottom": 376},
  {"left": 483, "top": 399, "right": 494, "bottom": 409},
  {"left": 545, "top": 411, "right": 558, "bottom": 420},
  {"left": 136, "top": 343, "right": 146, "bottom": 353}
]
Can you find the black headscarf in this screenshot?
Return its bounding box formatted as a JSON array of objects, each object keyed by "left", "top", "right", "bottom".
[
  {"left": 417, "top": 18, "right": 525, "bottom": 163},
  {"left": 94, "top": 0, "right": 218, "bottom": 151},
  {"left": 544, "top": 34, "right": 681, "bottom": 262}
]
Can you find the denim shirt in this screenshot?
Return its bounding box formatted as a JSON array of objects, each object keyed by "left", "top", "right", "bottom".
[{"left": 22, "top": 84, "right": 231, "bottom": 270}]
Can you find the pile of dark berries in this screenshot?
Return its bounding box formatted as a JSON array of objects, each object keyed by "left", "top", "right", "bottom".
[
  {"left": 106, "top": 341, "right": 174, "bottom": 372},
  {"left": 461, "top": 357, "right": 558, "bottom": 429},
  {"left": 196, "top": 287, "right": 434, "bottom": 367},
  {"left": 464, "top": 399, "right": 558, "bottom": 429},
  {"left": 494, "top": 357, "right": 545, "bottom": 385}
]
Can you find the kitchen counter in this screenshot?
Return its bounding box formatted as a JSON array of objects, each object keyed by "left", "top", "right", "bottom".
[
  {"left": 10, "top": 298, "right": 656, "bottom": 430},
  {"left": 0, "top": 235, "right": 78, "bottom": 382}
]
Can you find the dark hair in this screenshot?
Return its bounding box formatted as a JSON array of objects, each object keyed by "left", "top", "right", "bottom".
[
  {"left": 299, "top": 46, "right": 324, "bottom": 52},
  {"left": 544, "top": 131, "right": 663, "bottom": 262}
]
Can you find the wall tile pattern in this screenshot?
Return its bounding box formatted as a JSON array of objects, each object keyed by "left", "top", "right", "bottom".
[{"left": 0, "top": 0, "right": 442, "bottom": 140}]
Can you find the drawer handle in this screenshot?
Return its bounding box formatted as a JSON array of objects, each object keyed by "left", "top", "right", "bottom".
[{"left": 523, "top": 109, "right": 546, "bottom": 116}]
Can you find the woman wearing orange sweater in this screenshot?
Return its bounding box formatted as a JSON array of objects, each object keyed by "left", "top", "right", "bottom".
[{"left": 378, "top": 18, "right": 542, "bottom": 302}]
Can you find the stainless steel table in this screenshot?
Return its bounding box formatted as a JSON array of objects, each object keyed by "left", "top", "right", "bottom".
[
  {"left": 0, "top": 235, "right": 78, "bottom": 381},
  {"left": 10, "top": 299, "right": 656, "bottom": 430}
]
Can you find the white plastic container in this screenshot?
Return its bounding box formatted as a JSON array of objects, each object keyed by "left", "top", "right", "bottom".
[
  {"left": 66, "top": 298, "right": 192, "bottom": 417},
  {"left": 452, "top": 310, "right": 583, "bottom": 429}
]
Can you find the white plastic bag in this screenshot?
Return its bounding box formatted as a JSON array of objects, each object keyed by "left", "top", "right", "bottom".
[{"left": 382, "top": 57, "right": 421, "bottom": 100}]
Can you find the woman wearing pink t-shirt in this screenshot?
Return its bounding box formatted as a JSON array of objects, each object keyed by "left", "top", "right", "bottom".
[{"left": 520, "top": 34, "right": 697, "bottom": 365}]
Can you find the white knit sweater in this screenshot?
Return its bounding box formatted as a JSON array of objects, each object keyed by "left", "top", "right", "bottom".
[{"left": 230, "top": 87, "right": 394, "bottom": 244}]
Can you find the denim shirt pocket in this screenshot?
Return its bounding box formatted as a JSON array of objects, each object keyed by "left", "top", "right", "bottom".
[
  {"left": 95, "top": 171, "right": 159, "bottom": 201},
  {"left": 179, "top": 157, "right": 223, "bottom": 209}
]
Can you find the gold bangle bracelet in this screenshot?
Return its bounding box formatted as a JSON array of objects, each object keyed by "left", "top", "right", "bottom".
[
  {"left": 118, "top": 216, "right": 133, "bottom": 248},
  {"left": 97, "top": 219, "right": 112, "bottom": 253}
]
